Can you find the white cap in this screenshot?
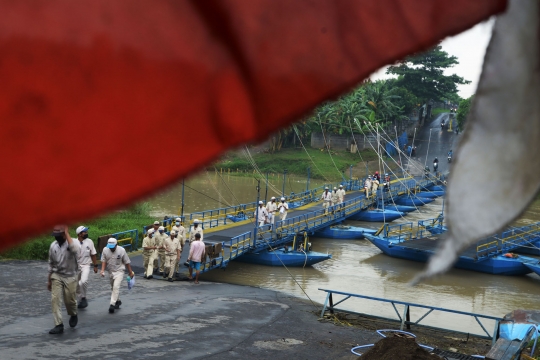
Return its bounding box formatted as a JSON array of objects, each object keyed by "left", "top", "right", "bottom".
[
  {"left": 170, "top": 230, "right": 177, "bottom": 236},
  {"left": 106, "top": 238, "right": 117, "bottom": 248},
  {"left": 281, "top": 197, "right": 285, "bottom": 201},
  {"left": 325, "top": 187, "right": 329, "bottom": 190},
  {"left": 158, "top": 226, "right": 165, "bottom": 231},
  {"left": 153, "top": 221, "right": 160, "bottom": 225},
  {"left": 259, "top": 201, "right": 263, "bottom": 204},
  {"left": 339, "top": 185, "right": 343, "bottom": 188},
  {"left": 76, "top": 226, "right": 88, "bottom": 235},
  {"left": 271, "top": 196, "right": 276, "bottom": 200},
  {"left": 193, "top": 219, "right": 200, "bottom": 224},
  {"left": 147, "top": 228, "right": 155, "bottom": 235},
  {"left": 175, "top": 217, "right": 181, "bottom": 222},
  {"left": 333, "top": 187, "right": 337, "bottom": 190}
]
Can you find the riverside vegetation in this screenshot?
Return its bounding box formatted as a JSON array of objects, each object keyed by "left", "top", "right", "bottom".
[{"left": 1, "top": 202, "right": 155, "bottom": 261}]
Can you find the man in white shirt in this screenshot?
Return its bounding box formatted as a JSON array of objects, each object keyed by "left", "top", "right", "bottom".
[
  {"left": 164, "top": 230, "right": 181, "bottom": 282},
  {"left": 142, "top": 228, "right": 157, "bottom": 279},
  {"left": 337, "top": 185, "right": 346, "bottom": 205},
  {"left": 364, "top": 177, "right": 372, "bottom": 198},
  {"left": 266, "top": 197, "right": 277, "bottom": 225},
  {"left": 278, "top": 197, "right": 289, "bottom": 221},
  {"left": 172, "top": 217, "right": 186, "bottom": 274},
  {"left": 255, "top": 201, "right": 269, "bottom": 226},
  {"left": 75, "top": 226, "right": 97, "bottom": 309},
  {"left": 100, "top": 238, "right": 135, "bottom": 314},
  {"left": 321, "top": 187, "right": 332, "bottom": 215},
  {"left": 48, "top": 225, "right": 80, "bottom": 334}
]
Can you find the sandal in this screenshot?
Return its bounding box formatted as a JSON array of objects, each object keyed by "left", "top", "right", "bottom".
[{"left": 194, "top": 281, "right": 199, "bottom": 284}]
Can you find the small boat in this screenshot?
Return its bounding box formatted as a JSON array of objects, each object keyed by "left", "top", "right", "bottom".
[
  {"left": 364, "top": 223, "right": 540, "bottom": 275},
  {"left": 235, "top": 248, "right": 332, "bottom": 266},
  {"left": 393, "top": 196, "right": 434, "bottom": 206},
  {"left": 348, "top": 209, "right": 404, "bottom": 222},
  {"left": 415, "top": 191, "right": 445, "bottom": 198},
  {"left": 523, "top": 259, "right": 540, "bottom": 277},
  {"left": 314, "top": 224, "right": 377, "bottom": 239},
  {"left": 226, "top": 213, "right": 249, "bottom": 222},
  {"left": 427, "top": 185, "right": 446, "bottom": 192},
  {"left": 382, "top": 204, "right": 417, "bottom": 213}
]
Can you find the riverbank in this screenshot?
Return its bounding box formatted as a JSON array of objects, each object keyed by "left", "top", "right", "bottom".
[
  {"left": 0, "top": 203, "right": 154, "bottom": 261},
  {"left": 212, "top": 147, "right": 398, "bottom": 181},
  {"left": 0, "top": 260, "right": 504, "bottom": 359}
]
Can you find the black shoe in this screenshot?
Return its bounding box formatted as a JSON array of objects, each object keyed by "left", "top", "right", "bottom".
[
  {"left": 115, "top": 300, "right": 122, "bottom": 309},
  {"left": 143, "top": 275, "right": 148, "bottom": 279},
  {"left": 49, "top": 324, "right": 64, "bottom": 334},
  {"left": 168, "top": 278, "right": 173, "bottom": 282},
  {"left": 69, "top": 315, "right": 78, "bottom": 328},
  {"left": 147, "top": 275, "right": 153, "bottom": 279},
  {"left": 109, "top": 305, "right": 115, "bottom": 314},
  {"left": 78, "top": 298, "right": 88, "bottom": 309},
  {"left": 159, "top": 271, "right": 164, "bottom": 276}
]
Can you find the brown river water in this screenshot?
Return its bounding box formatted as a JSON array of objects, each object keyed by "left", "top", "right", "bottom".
[{"left": 148, "top": 173, "right": 540, "bottom": 336}]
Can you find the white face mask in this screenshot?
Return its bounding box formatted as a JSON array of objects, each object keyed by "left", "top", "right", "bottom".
[{"left": 176, "top": 222, "right": 180, "bottom": 226}]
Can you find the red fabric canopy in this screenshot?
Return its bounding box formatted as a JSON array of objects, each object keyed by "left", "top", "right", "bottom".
[{"left": 0, "top": 0, "right": 506, "bottom": 250}]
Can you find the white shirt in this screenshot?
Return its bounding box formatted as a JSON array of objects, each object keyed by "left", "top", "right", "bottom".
[
  {"left": 77, "top": 238, "right": 97, "bottom": 267},
  {"left": 321, "top": 191, "right": 332, "bottom": 201},
  {"left": 278, "top": 201, "right": 289, "bottom": 215},
  {"left": 255, "top": 206, "right": 269, "bottom": 222},
  {"left": 266, "top": 201, "right": 277, "bottom": 214},
  {"left": 337, "top": 189, "right": 346, "bottom": 200},
  {"left": 101, "top": 246, "right": 130, "bottom": 276}
]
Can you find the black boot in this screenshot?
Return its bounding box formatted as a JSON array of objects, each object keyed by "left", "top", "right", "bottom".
[
  {"left": 78, "top": 298, "right": 88, "bottom": 309},
  {"left": 69, "top": 315, "right": 78, "bottom": 328},
  {"left": 49, "top": 324, "right": 64, "bottom": 334},
  {"left": 115, "top": 300, "right": 122, "bottom": 309},
  {"left": 168, "top": 278, "right": 173, "bottom": 282},
  {"left": 109, "top": 305, "right": 115, "bottom": 314}
]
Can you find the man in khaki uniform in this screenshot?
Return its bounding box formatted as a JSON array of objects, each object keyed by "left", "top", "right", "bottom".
[
  {"left": 75, "top": 225, "right": 97, "bottom": 309},
  {"left": 48, "top": 225, "right": 80, "bottom": 334},
  {"left": 163, "top": 230, "right": 181, "bottom": 282},
  {"left": 156, "top": 226, "right": 167, "bottom": 275},
  {"left": 172, "top": 217, "right": 186, "bottom": 274},
  {"left": 142, "top": 228, "right": 157, "bottom": 279},
  {"left": 321, "top": 187, "right": 332, "bottom": 215},
  {"left": 189, "top": 219, "right": 204, "bottom": 243},
  {"left": 100, "top": 238, "right": 135, "bottom": 314},
  {"left": 151, "top": 220, "right": 160, "bottom": 270}
]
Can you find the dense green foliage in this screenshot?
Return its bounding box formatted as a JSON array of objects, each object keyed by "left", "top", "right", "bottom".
[
  {"left": 215, "top": 147, "right": 382, "bottom": 181},
  {"left": 387, "top": 45, "right": 469, "bottom": 103},
  {"left": 269, "top": 80, "right": 412, "bottom": 152},
  {"left": 431, "top": 108, "right": 449, "bottom": 117},
  {"left": 1, "top": 203, "right": 155, "bottom": 261},
  {"left": 457, "top": 95, "right": 474, "bottom": 129}
]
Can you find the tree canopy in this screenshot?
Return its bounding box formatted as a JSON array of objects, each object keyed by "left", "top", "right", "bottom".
[
  {"left": 457, "top": 95, "right": 474, "bottom": 129},
  {"left": 386, "top": 45, "right": 470, "bottom": 103}
]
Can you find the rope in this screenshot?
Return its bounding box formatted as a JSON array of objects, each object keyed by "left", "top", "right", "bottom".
[
  {"left": 205, "top": 170, "right": 232, "bottom": 207},
  {"left": 292, "top": 125, "right": 330, "bottom": 182},
  {"left": 242, "top": 146, "right": 282, "bottom": 195},
  {"left": 317, "top": 115, "right": 347, "bottom": 179}
]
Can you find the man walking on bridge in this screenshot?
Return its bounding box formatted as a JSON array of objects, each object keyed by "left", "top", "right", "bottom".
[
  {"left": 164, "top": 230, "right": 181, "bottom": 282},
  {"left": 189, "top": 219, "right": 204, "bottom": 243},
  {"left": 278, "top": 197, "right": 289, "bottom": 221},
  {"left": 188, "top": 233, "right": 205, "bottom": 284},
  {"left": 321, "top": 187, "right": 332, "bottom": 215},
  {"left": 266, "top": 196, "right": 277, "bottom": 225},
  {"left": 255, "top": 201, "right": 269, "bottom": 226},
  {"left": 142, "top": 228, "right": 157, "bottom": 279}
]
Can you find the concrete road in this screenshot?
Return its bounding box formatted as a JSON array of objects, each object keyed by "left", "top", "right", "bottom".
[{"left": 0, "top": 260, "right": 376, "bottom": 360}]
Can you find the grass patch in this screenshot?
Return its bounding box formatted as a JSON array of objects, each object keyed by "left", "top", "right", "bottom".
[
  {"left": 213, "top": 148, "right": 382, "bottom": 181},
  {"left": 431, "top": 108, "right": 449, "bottom": 117},
  {"left": 1, "top": 203, "right": 155, "bottom": 261}
]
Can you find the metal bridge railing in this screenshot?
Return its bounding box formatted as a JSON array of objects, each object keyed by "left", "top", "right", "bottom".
[
  {"left": 110, "top": 229, "right": 139, "bottom": 251},
  {"left": 319, "top": 288, "right": 502, "bottom": 345},
  {"left": 383, "top": 222, "right": 414, "bottom": 242}
]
